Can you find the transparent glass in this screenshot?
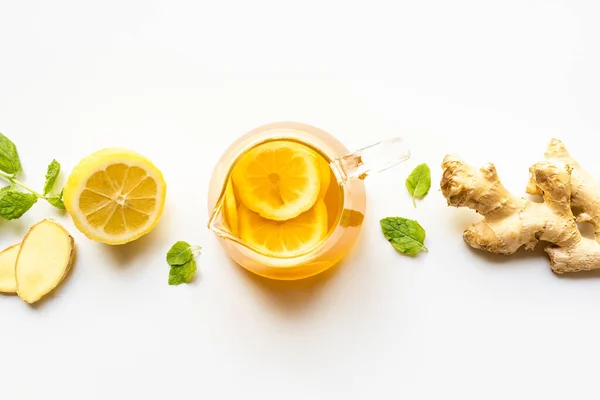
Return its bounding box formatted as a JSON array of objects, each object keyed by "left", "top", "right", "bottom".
[{"left": 207, "top": 122, "right": 410, "bottom": 280}]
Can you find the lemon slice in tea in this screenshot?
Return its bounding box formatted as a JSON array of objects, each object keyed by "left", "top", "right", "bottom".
[
  {"left": 63, "top": 148, "right": 167, "bottom": 245},
  {"left": 232, "top": 141, "right": 321, "bottom": 221},
  {"left": 238, "top": 200, "right": 328, "bottom": 256}
]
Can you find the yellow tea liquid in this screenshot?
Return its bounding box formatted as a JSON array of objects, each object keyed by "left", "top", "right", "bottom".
[{"left": 222, "top": 139, "right": 343, "bottom": 258}]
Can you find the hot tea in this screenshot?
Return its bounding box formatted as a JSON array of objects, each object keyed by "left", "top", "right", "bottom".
[{"left": 223, "top": 139, "right": 342, "bottom": 258}]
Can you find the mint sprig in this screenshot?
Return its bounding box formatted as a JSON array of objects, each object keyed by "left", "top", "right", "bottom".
[
  {"left": 43, "top": 159, "right": 61, "bottom": 196},
  {"left": 47, "top": 190, "right": 65, "bottom": 210},
  {"left": 0, "top": 133, "right": 22, "bottom": 175},
  {"left": 0, "top": 133, "right": 65, "bottom": 219},
  {"left": 166, "top": 241, "right": 201, "bottom": 285},
  {"left": 0, "top": 187, "right": 38, "bottom": 220}
]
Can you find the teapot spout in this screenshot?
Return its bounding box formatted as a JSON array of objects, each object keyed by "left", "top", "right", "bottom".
[{"left": 207, "top": 201, "right": 236, "bottom": 241}]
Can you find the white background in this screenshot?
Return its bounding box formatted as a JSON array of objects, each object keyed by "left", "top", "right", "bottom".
[{"left": 1, "top": 1, "right": 600, "bottom": 399}]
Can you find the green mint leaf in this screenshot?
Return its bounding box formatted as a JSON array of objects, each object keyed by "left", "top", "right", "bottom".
[
  {"left": 167, "top": 241, "right": 194, "bottom": 266},
  {"left": 166, "top": 241, "right": 201, "bottom": 285},
  {"left": 168, "top": 259, "right": 197, "bottom": 285},
  {"left": 405, "top": 163, "right": 431, "bottom": 208},
  {"left": 43, "top": 159, "right": 61, "bottom": 195},
  {"left": 47, "top": 190, "right": 65, "bottom": 210},
  {"left": 0, "top": 187, "right": 38, "bottom": 220},
  {"left": 380, "top": 217, "right": 428, "bottom": 255},
  {"left": 0, "top": 133, "right": 22, "bottom": 175}
]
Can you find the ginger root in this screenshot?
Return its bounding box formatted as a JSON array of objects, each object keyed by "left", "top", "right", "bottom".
[
  {"left": 441, "top": 139, "right": 600, "bottom": 274},
  {"left": 526, "top": 139, "right": 600, "bottom": 242}
]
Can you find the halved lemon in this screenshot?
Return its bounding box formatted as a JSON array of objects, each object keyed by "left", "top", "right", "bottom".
[
  {"left": 232, "top": 141, "right": 321, "bottom": 221},
  {"left": 63, "top": 148, "right": 167, "bottom": 245},
  {"left": 238, "top": 200, "right": 328, "bottom": 256}
]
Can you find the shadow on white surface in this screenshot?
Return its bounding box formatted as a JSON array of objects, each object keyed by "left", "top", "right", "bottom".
[
  {"left": 556, "top": 269, "right": 600, "bottom": 279},
  {"left": 238, "top": 262, "right": 342, "bottom": 311},
  {"left": 103, "top": 223, "right": 165, "bottom": 267},
  {"left": 577, "top": 222, "right": 596, "bottom": 239},
  {"left": 465, "top": 240, "right": 600, "bottom": 279},
  {"left": 230, "top": 230, "right": 367, "bottom": 317},
  {"left": 0, "top": 218, "right": 31, "bottom": 241},
  {"left": 465, "top": 242, "right": 547, "bottom": 265},
  {"left": 446, "top": 207, "right": 481, "bottom": 231}
]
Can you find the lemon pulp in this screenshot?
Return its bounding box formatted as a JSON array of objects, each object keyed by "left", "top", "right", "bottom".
[
  {"left": 238, "top": 200, "right": 328, "bottom": 256},
  {"left": 63, "top": 148, "right": 166, "bottom": 245},
  {"left": 232, "top": 141, "right": 321, "bottom": 221}
]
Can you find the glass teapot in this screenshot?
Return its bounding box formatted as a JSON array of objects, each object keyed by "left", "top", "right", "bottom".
[{"left": 207, "top": 122, "right": 410, "bottom": 280}]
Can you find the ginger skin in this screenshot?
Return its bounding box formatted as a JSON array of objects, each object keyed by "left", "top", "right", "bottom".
[
  {"left": 526, "top": 139, "right": 600, "bottom": 242},
  {"left": 441, "top": 140, "right": 600, "bottom": 274}
]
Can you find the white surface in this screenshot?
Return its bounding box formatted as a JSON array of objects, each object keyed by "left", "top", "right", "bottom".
[{"left": 1, "top": 1, "right": 600, "bottom": 399}]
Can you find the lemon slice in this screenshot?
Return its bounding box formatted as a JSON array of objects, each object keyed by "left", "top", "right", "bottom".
[
  {"left": 232, "top": 141, "right": 321, "bottom": 221},
  {"left": 63, "top": 148, "right": 167, "bottom": 245},
  {"left": 238, "top": 200, "right": 328, "bottom": 256},
  {"left": 224, "top": 179, "right": 238, "bottom": 236}
]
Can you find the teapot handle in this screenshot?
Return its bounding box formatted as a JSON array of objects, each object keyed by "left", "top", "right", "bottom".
[{"left": 334, "top": 137, "right": 410, "bottom": 181}]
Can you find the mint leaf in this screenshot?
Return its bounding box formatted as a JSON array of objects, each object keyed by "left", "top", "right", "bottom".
[
  {"left": 380, "top": 217, "right": 428, "bottom": 255},
  {"left": 0, "top": 133, "right": 22, "bottom": 175},
  {"left": 169, "top": 259, "right": 197, "bottom": 285},
  {"left": 43, "top": 160, "right": 60, "bottom": 195},
  {"left": 0, "top": 187, "right": 38, "bottom": 220},
  {"left": 166, "top": 241, "right": 194, "bottom": 266},
  {"left": 405, "top": 163, "right": 431, "bottom": 208},
  {"left": 0, "top": 134, "right": 63, "bottom": 218},
  {"left": 47, "top": 190, "right": 65, "bottom": 210},
  {"left": 166, "top": 241, "right": 201, "bottom": 285}
]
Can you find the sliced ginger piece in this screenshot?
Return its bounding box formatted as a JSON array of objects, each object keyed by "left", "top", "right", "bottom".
[
  {"left": 0, "top": 244, "right": 20, "bottom": 294},
  {"left": 16, "top": 220, "right": 75, "bottom": 304}
]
